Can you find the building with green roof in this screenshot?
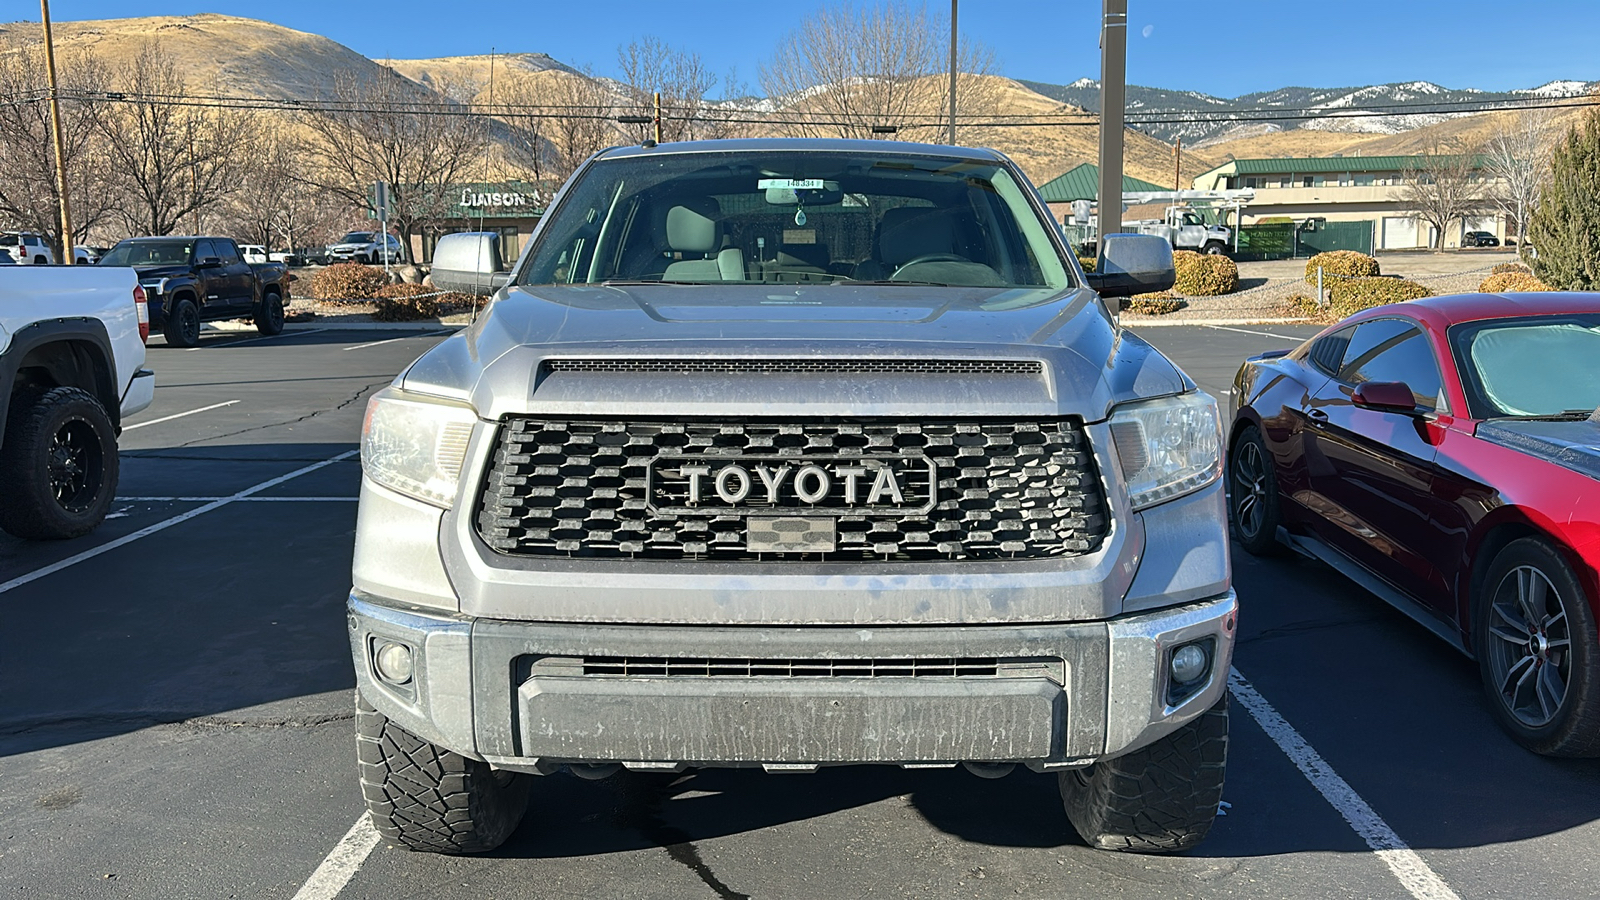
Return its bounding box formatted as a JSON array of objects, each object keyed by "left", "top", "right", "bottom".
[{"left": 1192, "top": 155, "right": 1504, "bottom": 250}]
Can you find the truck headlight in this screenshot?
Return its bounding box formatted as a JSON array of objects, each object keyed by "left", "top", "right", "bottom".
[
  {"left": 361, "top": 388, "right": 477, "bottom": 508},
  {"left": 1109, "top": 392, "right": 1223, "bottom": 511}
]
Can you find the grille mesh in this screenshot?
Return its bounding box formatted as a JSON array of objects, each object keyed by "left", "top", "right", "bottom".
[
  {"left": 581, "top": 657, "right": 1002, "bottom": 678},
  {"left": 475, "top": 418, "right": 1109, "bottom": 562},
  {"left": 543, "top": 359, "right": 1043, "bottom": 375}
]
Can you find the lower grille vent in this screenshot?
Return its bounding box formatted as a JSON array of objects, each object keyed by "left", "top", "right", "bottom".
[{"left": 542, "top": 359, "right": 1042, "bottom": 375}]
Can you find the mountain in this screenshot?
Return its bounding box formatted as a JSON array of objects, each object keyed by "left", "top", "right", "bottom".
[{"left": 1018, "top": 78, "right": 1598, "bottom": 146}]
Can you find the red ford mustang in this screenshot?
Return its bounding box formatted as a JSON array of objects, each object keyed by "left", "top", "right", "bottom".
[{"left": 1229, "top": 292, "right": 1600, "bottom": 755}]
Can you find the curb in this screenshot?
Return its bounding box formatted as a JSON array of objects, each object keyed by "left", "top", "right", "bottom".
[
  {"left": 203, "top": 321, "right": 469, "bottom": 333},
  {"left": 1121, "top": 317, "right": 1317, "bottom": 328}
]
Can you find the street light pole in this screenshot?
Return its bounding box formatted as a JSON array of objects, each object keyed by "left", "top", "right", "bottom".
[
  {"left": 947, "top": 0, "right": 958, "bottom": 145},
  {"left": 1096, "top": 0, "right": 1127, "bottom": 261},
  {"left": 40, "top": 0, "right": 73, "bottom": 261}
]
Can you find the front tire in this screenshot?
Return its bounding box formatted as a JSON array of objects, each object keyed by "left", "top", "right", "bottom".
[
  {"left": 1059, "top": 695, "right": 1228, "bottom": 853},
  {"left": 1229, "top": 425, "right": 1282, "bottom": 556},
  {"left": 1203, "top": 242, "right": 1228, "bottom": 256},
  {"left": 1475, "top": 538, "right": 1600, "bottom": 757},
  {"left": 255, "top": 292, "right": 285, "bottom": 336},
  {"left": 0, "top": 387, "right": 119, "bottom": 540},
  {"left": 163, "top": 298, "right": 201, "bottom": 348},
  {"left": 356, "top": 693, "right": 530, "bottom": 854}
]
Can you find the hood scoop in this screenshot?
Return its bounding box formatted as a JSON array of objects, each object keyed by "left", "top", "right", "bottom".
[{"left": 541, "top": 359, "right": 1043, "bottom": 376}]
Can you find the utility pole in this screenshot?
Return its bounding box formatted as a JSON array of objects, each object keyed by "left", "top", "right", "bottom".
[
  {"left": 40, "top": 0, "right": 73, "bottom": 260},
  {"left": 1174, "top": 137, "right": 1182, "bottom": 191},
  {"left": 1096, "top": 0, "right": 1127, "bottom": 260},
  {"left": 947, "top": 0, "right": 958, "bottom": 145},
  {"left": 653, "top": 91, "right": 663, "bottom": 144}
]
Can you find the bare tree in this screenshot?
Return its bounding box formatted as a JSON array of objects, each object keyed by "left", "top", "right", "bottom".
[
  {"left": 300, "top": 67, "right": 489, "bottom": 251},
  {"left": 217, "top": 140, "right": 348, "bottom": 254},
  {"left": 499, "top": 69, "right": 623, "bottom": 183},
  {"left": 617, "top": 37, "right": 718, "bottom": 142},
  {"left": 0, "top": 38, "right": 118, "bottom": 257},
  {"left": 1396, "top": 142, "right": 1489, "bottom": 251},
  {"left": 758, "top": 1, "right": 1000, "bottom": 142},
  {"left": 96, "top": 45, "right": 257, "bottom": 236},
  {"left": 1482, "top": 109, "right": 1556, "bottom": 253}
]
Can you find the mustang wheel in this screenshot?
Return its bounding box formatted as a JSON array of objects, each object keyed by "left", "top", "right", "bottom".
[
  {"left": 1229, "top": 425, "right": 1281, "bottom": 555},
  {"left": 1477, "top": 537, "right": 1600, "bottom": 757}
]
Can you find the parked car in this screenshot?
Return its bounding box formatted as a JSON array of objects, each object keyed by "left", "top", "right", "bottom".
[
  {"left": 327, "top": 231, "right": 404, "bottom": 264},
  {"left": 1, "top": 232, "right": 54, "bottom": 264},
  {"left": 240, "top": 244, "right": 270, "bottom": 264},
  {"left": 73, "top": 246, "right": 100, "bottom": 265},
  {"left": 1463, "top": 231, "right": 1501, "bottom": 248},
  {"left": 1228, "top": 292, "right": 1600, "bottom": 756},
  {"left": 0, "top": 266, "right": 153, "bottom": 539},
  {"left": 351, "top": 139, "right": 1239, "bottom": 856},
  {"left": 97, "top": 236, "right": 291, "bottom": 348}
]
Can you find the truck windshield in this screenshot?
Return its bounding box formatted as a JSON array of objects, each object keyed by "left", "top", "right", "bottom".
[
  {"left": 99, "top": 241, "right": 192, "bottom": 266},
  {"left": 522, "top": 150, "right": 1070, "bottom": 290}
]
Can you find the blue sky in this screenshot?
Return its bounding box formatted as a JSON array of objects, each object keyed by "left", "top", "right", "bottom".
[{"left": 22, "top": 0, "right": 1600, "bottom": 96}]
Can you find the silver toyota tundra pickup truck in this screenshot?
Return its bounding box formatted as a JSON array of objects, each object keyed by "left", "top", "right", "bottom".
[{"left": 349, "top": 139, "right": 1236, "bottom": 855}]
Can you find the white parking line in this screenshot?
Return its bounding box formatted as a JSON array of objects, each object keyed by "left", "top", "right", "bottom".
[
  {"left": 1201, "top": 324, "right": 1309, "bottom": 341},
  {"left": 122, "top": 400, "right": 239, "bottom": 430},
  {"left": 290, "top": 816, "right": 381, "bottom": 900},
  {"left": 183, "top": 327, "right": 331, "bottom": 351},
  {"left": 343, "top": 330, "right": 451, "bottom": 351},
  {"left": 0, "top": 449, "right": 357, "bottom": 597},
  {"left": 117, "top": 496, "right": 357, "bottom": 502},
  {"left": 1229, "top": 668, "right": 1461, "bottom": 900}
]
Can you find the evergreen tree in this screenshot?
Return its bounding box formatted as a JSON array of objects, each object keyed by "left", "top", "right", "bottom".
[{"left": 1529, "top": 109, "right": 1600, "bottom": 290}]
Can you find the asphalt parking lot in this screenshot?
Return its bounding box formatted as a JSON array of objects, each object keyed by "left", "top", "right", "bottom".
[{"left": 4, "top": 321, "right": 1599, "bottom": 900}]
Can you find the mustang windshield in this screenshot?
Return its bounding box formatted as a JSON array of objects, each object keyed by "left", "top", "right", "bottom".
[
  {"left": 99, "top": 241, "right": 192, "bottom": 267},
  {"left": 1452, "top": 314, "right": 1600, "bottom": 417},
  {"left": 522, "top": 150, "right": 1070, "bottom": 290}
]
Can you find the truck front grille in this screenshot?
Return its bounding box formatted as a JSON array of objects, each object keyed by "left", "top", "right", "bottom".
[
  {"left": 475, "top": 418, "right": 1110, "bottom": 562},
  {"left": 580, "top": 656, "right": 1002, "bottom": 678}
]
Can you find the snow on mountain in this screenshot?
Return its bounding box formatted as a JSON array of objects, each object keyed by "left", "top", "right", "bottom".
[{"left": 1515, "top": 80, "right": 1590, "bottom": 97}]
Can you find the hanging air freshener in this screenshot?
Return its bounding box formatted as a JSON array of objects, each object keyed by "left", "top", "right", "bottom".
[{"left": 795, "top": 208, "right": 807, "bottom": 226}]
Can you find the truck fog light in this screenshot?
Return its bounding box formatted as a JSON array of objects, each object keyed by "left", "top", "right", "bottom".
[
  {"left": 374, "top": 640, "right": 415, "bottom": 685},
  {"left": 1170, "top": 643, "right": 1210, "bottom": 684}
]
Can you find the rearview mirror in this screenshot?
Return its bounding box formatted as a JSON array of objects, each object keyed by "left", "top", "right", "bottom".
[
  {"left": 430, "top": 232, "right": 509, "bottom": 297},
  {"left": 1086, "top": 233, "right": 1176, "bottom": 308},
  {"left": 1352, "top": 381, "right": 1419, "bottom": 415}
]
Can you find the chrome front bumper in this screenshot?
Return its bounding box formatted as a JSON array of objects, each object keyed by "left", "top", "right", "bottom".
[{"left": 348, "top": 589, "right": 1236, "bottom": 773}]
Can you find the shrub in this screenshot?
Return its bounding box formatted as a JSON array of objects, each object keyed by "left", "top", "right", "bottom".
[
  {"left": 373, "top": 283, "right": 439, "bottom": 320},
  {"left": 1284, "top": 293, "right": 1323, "bottom": 319},
  {"left": 1327, "top": 277, "right": 1432, "bottom": 317},
  {"left": 1479, "top": 271, "right": 1554, "bottom": 293},
  {"left": 1172, "top": 250, "right": 1239, "bottom": 296},
  {"left": 1077, "top": 255, "right": 1098, "bottom": 272},
  {"left": 1304, "top": 250, "right": 1380, "bottom": 284},
  {"left": 309, "top": 263, "right": 387, "bottom": 301},
  {"left": 1125, "top": 291, "right": 1186, "bottom": 316},
  {"left": 1490, "top": 261, "right": 1532, "bottom": 276}
]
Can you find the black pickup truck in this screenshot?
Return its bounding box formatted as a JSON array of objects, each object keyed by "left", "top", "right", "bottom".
[{"left": 98, "top": 236, "right": 292, "bottom": 348}]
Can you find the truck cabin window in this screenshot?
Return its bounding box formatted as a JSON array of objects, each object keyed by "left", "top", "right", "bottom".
[
  {"left": 522, "top": 151, "right": 1070, "bottom": 290},
  {"left": 99, "top": 241, "right": 193, "bottom": 267}
]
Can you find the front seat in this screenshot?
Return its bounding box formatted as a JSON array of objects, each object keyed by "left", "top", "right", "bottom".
[
  {"left": 661, "top": 201, "right": 745, "bottom": 281},
  {"left": 853, "top": 207, "right": 960, "bottom": 280}
]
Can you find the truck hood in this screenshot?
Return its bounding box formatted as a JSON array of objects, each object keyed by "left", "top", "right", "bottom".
[{"left": 401, "top": 283, "right": 1195, "bottom": 421}]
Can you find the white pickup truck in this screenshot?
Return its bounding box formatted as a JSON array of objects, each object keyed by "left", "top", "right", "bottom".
[{"left": 0, "top": 267, "right": 153, "bottom": 539}]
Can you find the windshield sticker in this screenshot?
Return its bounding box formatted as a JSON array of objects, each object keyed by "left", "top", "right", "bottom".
[
  {"left": 758, "top": 178, "right": 824, "bottom": 190},
  {"left": 783, "top": 229, "right": 816, "bottom": 244}
]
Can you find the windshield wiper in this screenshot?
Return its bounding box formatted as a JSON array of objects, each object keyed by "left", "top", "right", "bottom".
[
  {"left": 835, "top": 279, "right": 953, "bottom": 287},
  {"left": 600, "top": 280, "right": 717, "bottom": 286},
  {"left": 1492, "top": 409, "right": 1598, "bottom": 421}
]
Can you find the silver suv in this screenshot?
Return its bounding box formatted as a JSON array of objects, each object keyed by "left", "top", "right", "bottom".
[
  {"left": 349, "top": 139, "right": 1236, "bottom": 855},
  {"left": 327, "top": 230, "right": 403, "bottom": 264}
]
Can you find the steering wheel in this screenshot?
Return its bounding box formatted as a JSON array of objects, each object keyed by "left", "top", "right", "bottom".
[{"left": 891, "top": 253, "right": 967, "bottom": 276}]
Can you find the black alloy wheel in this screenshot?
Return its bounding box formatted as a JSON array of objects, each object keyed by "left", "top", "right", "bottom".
[
  {"left": 164, "top": 298, "right": 202, "bottom": 348},
  {"left": 255, "top": 292, "right": 285, "bottom": 336},
  {"left": 47, "top": 416, "right": 105, "bottom": 513},
  {"left": 0, "top": 386, "right": 119, "bottom": 540},
  {"left": 1228, "top": 426, "right": 1281, "bottom": 556}
]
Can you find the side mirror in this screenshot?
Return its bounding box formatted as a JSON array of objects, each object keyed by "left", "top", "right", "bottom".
[
  {"left": 1352, "top": 381, "right": 1419, "bottom": 415},
  {"left": 1086, "top": 233, "right": 1176, "bottom": 309},
  {"left": 430, "top": 232, "right": 508, "bottom": 297},
  {"left": 198, "top": 257, "right": 222, "bottom": 268}
]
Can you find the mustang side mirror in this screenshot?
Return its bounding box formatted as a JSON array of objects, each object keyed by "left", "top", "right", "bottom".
[
  {"left": 430, "top": 232, "right": 509, "bottom": 297},
  {"left": 1086, "top": 233, "right": 1176, "bottom": 311},
  {"left": 1352, "top": 381, "right": 1419, "bottom": 415}
]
